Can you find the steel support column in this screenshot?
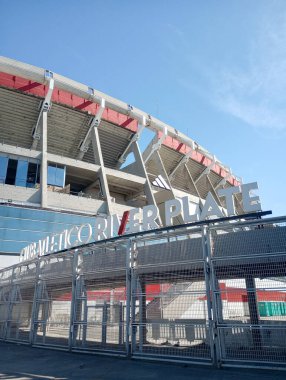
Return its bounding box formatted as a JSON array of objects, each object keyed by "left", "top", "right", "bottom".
[
  {"left": 202, "top": 226, "right": 220, "bottom": 367},
  {"left": 69, "top": 250, "right": 79, "bottom": 350},
  {"left": 245, "top": 276, "right": 262, "bottom": 348},
  {"left": 125, "top": 240, "right": 132, "bottom": 356},
  {"left": 29, "top": 260, "right": 40, "bottom": 345},
  {"left": 4, "top": 268, "right": 16, "bottom": 341},
  {"left": 138, "top": 280, "right": 147, "bottom": 351}
]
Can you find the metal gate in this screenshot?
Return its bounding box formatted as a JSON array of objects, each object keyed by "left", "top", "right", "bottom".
[
  {"left": 129, "top": 227, "right": 213, "bottom": 364},
  {"left": 0, "top": 215, "right": 285, "bottom": 369}
]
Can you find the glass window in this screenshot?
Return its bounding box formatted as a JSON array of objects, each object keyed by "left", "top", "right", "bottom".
[
  {"left": 48, "top": 164, "right": 56, "bottom": 186},
  {"left": 55, "top": 166, "right": 65, "bottom": 187},
  {"left": 0, "top": 156, "right": 8, "bottom": 184},
  {"left": 5, "top": 159, "right": 18, "bottom": 185},
  {"left": 36, "top": 164, "right": 40, "bottom": 184},
  {"left": 15, "top": 160, "right": 28, "bottom": 187},
  {"left": 27, "top": 162, "right": 38, "bottom": 188},
  {"left": 48, "top": 164, "right": 65, "bottom": 187}
]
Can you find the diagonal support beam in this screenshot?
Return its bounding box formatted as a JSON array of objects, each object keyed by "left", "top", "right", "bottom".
[
  {"left": 206, "top": 175, "right": 224, "bottom": 208},
  {"left": 184, "top": 164, "right": 201, "bottom": 198},
  {"left": 215, "top": 170, "right": 232, "bottom": 190},
  {"left": 143, "top": 127, "right": 168, "bottom": 164},
  {"left": 118, "top": 138, "right": 162, "bottom": 224},
  {"left": 114, "top": 115, "right": 161, "bottom": 223},
  {"left": 133, "top": 141, "right": 161, "bottom": 222},
  {"left": 194, "top": 155, "right": 216, "bottom": 184},
  {"left": 152, "top": 150, "right": 184, "bottom": 225},
  {"left": 77, "top": 98, "right": 105, "bottom": 160},
  {"left": 90, "top": 117, "right": 113, "bottom": 215},
  {"left": 116, "top": 116, "right": 146, "bottom": 169},
  {"left": 169, "top": 143, "right": 194, "bottom": 181},
  {"left": 31, "top": 71, "right": 54, "bottom": 150}
]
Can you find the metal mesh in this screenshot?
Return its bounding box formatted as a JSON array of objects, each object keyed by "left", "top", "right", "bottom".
[
  {"left": 131, "top": 229, "right": 212, "bottom": 361},
  {"left": 72, "top": 242, "right": 127, "bottom": 353},
  {"left": 0, "top": 217, "right": 285, "bottom": 368},
  {"left": 33, "top": 253, "right": 73, "bottom": 347},
  {"left": 210, "top": 221, "right": 286, "bottom": 366},
  {"left": 218, "top": 326, "right": 286, "bottom": 363}
]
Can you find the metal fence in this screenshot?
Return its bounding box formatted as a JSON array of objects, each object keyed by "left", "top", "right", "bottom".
[{"left": 0, "top": 216, "right": 286, "bottom": 369}]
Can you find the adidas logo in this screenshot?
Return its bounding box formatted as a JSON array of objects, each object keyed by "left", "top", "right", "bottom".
[{"left": 152, "top": 175, "right": 171, "bottom": 190}]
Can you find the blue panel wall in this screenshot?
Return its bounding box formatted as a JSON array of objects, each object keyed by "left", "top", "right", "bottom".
[{"left": 0, "top": 205, "right": 97, "bottom": 254}]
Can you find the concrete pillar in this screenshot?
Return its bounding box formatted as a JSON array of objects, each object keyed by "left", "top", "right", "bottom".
[
  {"left": 40, "top": 112, "right": 48, "bottom": 208},
  {"left": 132, "top": 142, "right": 160, "bottom": 221},
  {"left": 90, "top": 126, "right": 112, "bottom": 215}
]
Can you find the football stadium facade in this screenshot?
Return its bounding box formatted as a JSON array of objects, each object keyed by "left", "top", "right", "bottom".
[
  {"left": 0, "top": 56, "right": 243, "bottom": 267},
  {"left": 0, "top": 57, "right": 286, "bottom": 369}
]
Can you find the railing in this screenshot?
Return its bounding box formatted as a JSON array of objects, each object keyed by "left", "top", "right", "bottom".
[{"left": 0, "top": 214, "right": 285, "bottom": 369}]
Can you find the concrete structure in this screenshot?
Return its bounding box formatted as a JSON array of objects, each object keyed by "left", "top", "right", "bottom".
[
  {"left": 0, "top": 215, "right": 285, "bottom": 369},
  {"left": 0, "top": 56, "right": 243, "bottom": 268}
]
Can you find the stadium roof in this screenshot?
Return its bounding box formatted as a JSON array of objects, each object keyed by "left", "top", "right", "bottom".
[{"left": 0, "top": 56, "right": 242, "bottom": 211}]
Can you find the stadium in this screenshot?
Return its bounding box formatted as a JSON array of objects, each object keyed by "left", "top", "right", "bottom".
[
  {"left": 0, "top": 56, "right": 244, "bottom": 266},
  {"left": 0, "top": 56, "right": 286, "bottom": 369}
]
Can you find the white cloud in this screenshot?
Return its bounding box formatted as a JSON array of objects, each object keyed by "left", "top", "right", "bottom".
[{"left": 211, "top": 2, "right": 286, "bottom": 130}]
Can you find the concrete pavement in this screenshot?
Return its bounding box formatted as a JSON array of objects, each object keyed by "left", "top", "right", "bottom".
[{"left": 0, "top": 342, "right": 285, "bottom": 380}]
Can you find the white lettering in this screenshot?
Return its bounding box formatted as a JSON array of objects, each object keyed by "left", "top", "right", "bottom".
[
  {"left": 67, "top": 226, "right": 79, "bottom": 246},
  {"left": 58, "top": 230, "right": 66, "bottom": 251},
  {"left": 106, "top": 214, "right": 120, "bottom": 238},
  {"left": 182, "top": 196, "right": 199, "bottom": 223},
  {"left": 241, "top": 182, "right": 261, "bottom": 212},
  {"left": 94, "top": 217, "right": 107, "bottom": 240},
  {"left": 29, "top": 242, "right": 37, "bottom": 260},
  {"left": 38, "top": 237, "right": 49, "bottom": 256},
  {"left": 200, "top": 193, "right": 224, "bottom": 221},
  {"left": 165, "top": 199, "right": 182, "bottom": 226},
  {"left": 142, "top": 205, "right": 159, "bottom": 231},
  {"left": 128, "top": 208, "right": 142, "bottom": 233},
  {"left": 18, "top": 182, "right": 263, "bottom": 263},
  {"left": 20, "top": 247, "right": 29, "bottom": 262},
  {"left": 217, "top": 186, "right": 241, "bottom": 216},
  {"left": 50, "top": 234, "right": 58, "bottom": 253},
  {"left": 77, "top": 223, "right": 92, "bottom": 244}
]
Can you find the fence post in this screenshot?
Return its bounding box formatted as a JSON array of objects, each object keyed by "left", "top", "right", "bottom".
[
  {"left": 130, "top": 240, "right": 138, "bottom": 355},
  {"left": 69, "top": 249, "right": 79, "bottom": 351},
  {"left": 245, "top": 275, "right": 262, "bottom": 348},
  {"left": 202, "top": 226, "right": 220, "bottom": 367},
  {"left": 206, "top": 227, "right": 224, "bottom": 367},
  {"left": 29, "top": 259, "right": 40, "bottom": 345},
  {"left": 102, "top": 302, "right": 107, "bottom": 345},
  {"left": 125, "top": 238, "right": 132, "bottom": 356},
  {"left": 138, "top": 280, "right": 147, "bottom": 351},
  {"left": 4, "top": 267, "right": 16, "bottom": 341}
]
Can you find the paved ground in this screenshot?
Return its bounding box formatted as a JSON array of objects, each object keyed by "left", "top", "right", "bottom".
[{"left": 0, "top": 342, "right": 285, "bottom": 380}]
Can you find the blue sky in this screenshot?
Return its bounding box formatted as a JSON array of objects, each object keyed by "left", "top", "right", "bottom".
[{"left": 1, "top": 0, "right": 285, "bottom": 216}]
